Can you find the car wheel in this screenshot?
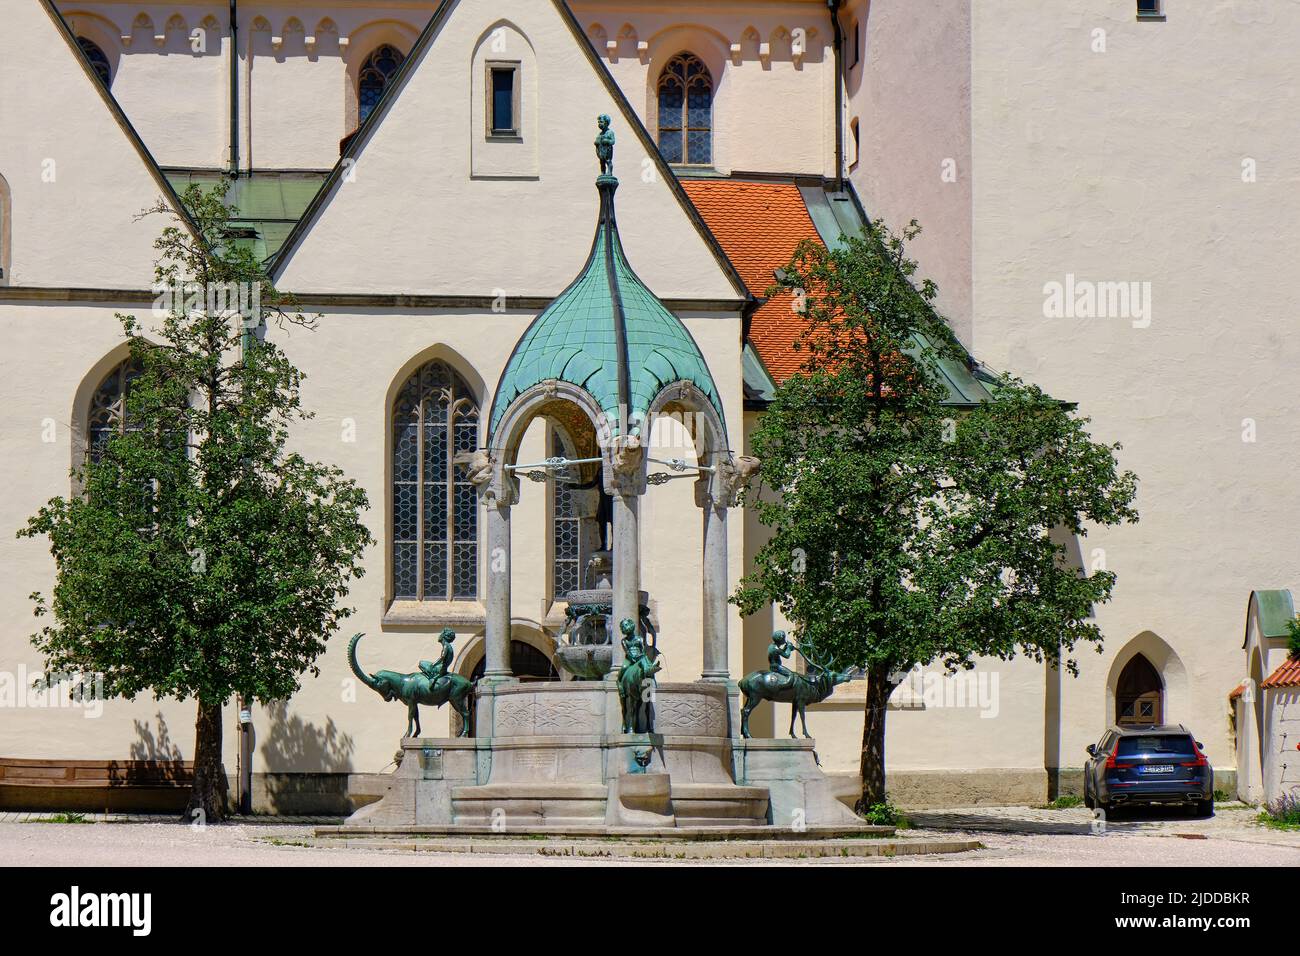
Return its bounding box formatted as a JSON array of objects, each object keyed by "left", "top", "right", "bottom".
[
  {"left": 1194, "top": 799, "right": 1214, "bottom": 818},
  {"left": 1083, "top": 779, "right": 1095, "bottom": 810}
]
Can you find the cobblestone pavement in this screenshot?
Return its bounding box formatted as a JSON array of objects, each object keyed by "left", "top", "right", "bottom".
[
  {"left": 907, "top": 802, "right": 1296, "bottom": 841},
  {"left": 1, "top": 803, "right": 1295, "bottom": 866},
  {"left": 886, "top": 802, "right": 1300, "bottom": 867}
]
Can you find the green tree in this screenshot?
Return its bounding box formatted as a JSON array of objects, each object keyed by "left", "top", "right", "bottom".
[
  {"left": 19, "top": 182, "right": 372, "bottom": 822},
  {"left": 733, "top": 220, "right": 1138, "bottom": 812}
]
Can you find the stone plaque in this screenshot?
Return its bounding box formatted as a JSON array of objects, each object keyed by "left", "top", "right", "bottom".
[
  {"left": 421, "top": 747, "right": 444, "bottom": 780},
  {"left": 511, "top": 750, "right": 558, "bottom": 779}
]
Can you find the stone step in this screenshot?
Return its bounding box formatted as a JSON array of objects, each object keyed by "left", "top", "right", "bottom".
[
  {"left": 297, "top": 835, "right": 980, "bottom": 860},
  {"left": 451, "top": 783, "right": 608, "bottom": 825}
]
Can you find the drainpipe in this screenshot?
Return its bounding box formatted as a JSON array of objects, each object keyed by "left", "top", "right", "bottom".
[
  {"left": 228, "top": 0, "right": 239, "bottom": 176},
  {"left": 828, "top": 0, "right": 844, "bottom": 193}
]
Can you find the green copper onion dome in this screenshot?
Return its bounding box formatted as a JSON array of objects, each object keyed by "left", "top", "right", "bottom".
[{"left": 489, "top": 117, "right": 725, "bottom": 439}]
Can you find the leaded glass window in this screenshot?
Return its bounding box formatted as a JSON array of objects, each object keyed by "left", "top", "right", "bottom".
[
  {"left": 657, "top": 53, "right": 712, "bottom": 165},
  {"left": 551, "top": 430, "right": 580, "bottom": 600},
  {"left": 358, "top": 44, "right": 405, "bottom": 123},
  {"left": 87, "top": 357, "right": 143, "bottom": 462},
  {"left": 393, "top": 361, "right": 479, "bottom": 601}
]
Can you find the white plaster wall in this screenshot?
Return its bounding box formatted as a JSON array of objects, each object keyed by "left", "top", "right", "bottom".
[
  {"left": 0, "top": 2, "right": 176, "bottom": 287},
  {"left": 0, "top": 300, "right": 219, "bottom": 766},
  {"left": 845, "top": 0, "right": 973, "bottom": 344},
  {"left": 58, "top": 3, "right": 433, "bottom": 171},
  {"left": 571, "top": 0, "right": 836, "bottom": 176},
  {"left": 63, "top": 6, "right": 229, "bottom": 169},
  {"left": 972, "top": 0, "right": 1300, "bottom": 773},
  {"left": 59, "top": 2, "right": 838, "bottom": 177},
  {"left": 274, "top": 0, "right": 743, "bottom": 301}
]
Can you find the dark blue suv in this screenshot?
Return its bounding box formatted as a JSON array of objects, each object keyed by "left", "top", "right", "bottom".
[{"left": 1083, "top": 724, "right": 1214, "bottom": 816}]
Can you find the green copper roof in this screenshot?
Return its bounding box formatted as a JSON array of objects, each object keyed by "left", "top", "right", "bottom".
[
  {"left": 1247, "top": 590, "right": 1295, "bottom": 645},
  {"left": 802, "top": 180, "right": 1004, "bottom": 409},
  {"left": 163, "top": 169, "right": 328, "bottom": 263},
  {"left": 490, "top": 172, "right": 725, "bottom": 438}
]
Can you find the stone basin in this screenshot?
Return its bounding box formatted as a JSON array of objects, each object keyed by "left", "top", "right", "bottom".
[
  {"left": 553, "top": 643, "right": 615, "bottom": 680},
  {"left": 564, "top": 588, "right": 649, "bottom": 607},
  {"left": 553, "top": 587, "right": 653, "bottom": 679}
]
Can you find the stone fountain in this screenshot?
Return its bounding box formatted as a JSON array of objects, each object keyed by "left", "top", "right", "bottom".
[{"left": 330, "top": 119, "right": 862, "bottom": 835}]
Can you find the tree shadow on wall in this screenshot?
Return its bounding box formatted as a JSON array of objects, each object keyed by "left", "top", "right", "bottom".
[
  {"left": 106, "top": 711, "right": 193, "bottom": 788},
  {"left": 256, "top": 701, "right": 356, "bottom": 814}
]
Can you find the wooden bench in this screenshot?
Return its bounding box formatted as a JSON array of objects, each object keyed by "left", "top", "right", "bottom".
[{"left": 0, "top": 758, "right": 195, "bottom": 813}]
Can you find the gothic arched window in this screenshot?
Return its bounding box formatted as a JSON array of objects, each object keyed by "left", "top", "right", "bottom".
[
  {"left": 657, "top": 52, "right": 712, "bottom": 165},
  {"left": 358, "top": 44, "right": 405, "bottom": 123},
  {"left": 392, "top": 360, "right": 479, "bottom": 601},
  {"left": 77, "top": 37, "right": 112, "bottom": 87},
  {"left": 87, "top": 356, "right": 143, "bottom": 462}
]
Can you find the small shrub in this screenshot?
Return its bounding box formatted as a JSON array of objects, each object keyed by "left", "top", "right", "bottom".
[
  {"left": 860, "top": 800, "right": 906, "bottom": 827},
  {"left": 1258, "top": 791, "right": 1300, "bottom": 830},
  {"left": 1047, "top": 794, "right": 1084, "bottom": 809},
  {"left": 33, "top": 812, "right": 90, "bottom": 825}
]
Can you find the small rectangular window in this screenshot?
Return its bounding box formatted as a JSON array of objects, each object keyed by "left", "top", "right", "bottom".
[
  {"left": 487, "top": 63, "right": 520, "bottom": 137},
  {"left": 1136, "top": 0, "right": 1165, "bottom": 19},
  {"left": 850, "top": 20, "right": 860, "bottom": 68}
]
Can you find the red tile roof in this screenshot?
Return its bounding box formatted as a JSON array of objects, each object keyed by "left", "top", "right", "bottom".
[
  {"left": 680, "top": 179, "right": 822, "bottom": 384},
  {"left": 1228, "top": 682, "right": 1246, "bottom": 700},
  {"left": 1261, "top": 656, "right": 1300, "bottom": 689}
]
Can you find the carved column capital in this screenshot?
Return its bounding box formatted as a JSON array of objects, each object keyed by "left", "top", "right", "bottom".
[
  {"left": 713, "top": 454, "right": 761, "bottom": 508},
  {"left": 604, "top": 434, "right": 646, "bottom": 497},
  {"left": 455, "top": 449, "right": 517, "bottom": 507}
]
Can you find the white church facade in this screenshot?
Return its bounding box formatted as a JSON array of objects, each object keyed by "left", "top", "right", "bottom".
[{"left": 2, "top": 0, "right": 1298, "bottom": 812}]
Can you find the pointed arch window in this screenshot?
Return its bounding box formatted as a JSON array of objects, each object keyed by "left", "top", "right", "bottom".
[
  {"left": 657, "top": 52, "right": 712, "bottom": 165},
  {"left": 87, "top": 356, "right": 143, "bottom": 462},
  {"left": 392, "top": 360, "right": 479, "bottom": 602},
  {"left": 77, "top": 37, "right": 112, "bottom": 87},
  {"left": 358, "top": 44, "right": 405, "bottom": 123}
]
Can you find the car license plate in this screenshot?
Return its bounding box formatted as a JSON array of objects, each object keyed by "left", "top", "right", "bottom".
[{"left": 1141, "top": 764, "right": 1174, "bottom": 774}]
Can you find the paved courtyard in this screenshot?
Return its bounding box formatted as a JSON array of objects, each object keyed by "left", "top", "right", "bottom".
[{"left": 2, "top": 803, "right": 1296, "bottom": 866}]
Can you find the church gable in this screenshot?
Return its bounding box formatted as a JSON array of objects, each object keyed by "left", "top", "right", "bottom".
[
  {"left": 273, "top": 0, "right": 746, "bottom": 303},
  {"left": 0, "top": 2, "right": 187, "bottom": 289}
]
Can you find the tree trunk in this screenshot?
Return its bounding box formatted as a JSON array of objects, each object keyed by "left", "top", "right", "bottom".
[
  {"left": 856, "top": 662, "right": 893, "bottom": 813},
  {"left": 185, "top": 700, "right": 226, "bottom": 825}
]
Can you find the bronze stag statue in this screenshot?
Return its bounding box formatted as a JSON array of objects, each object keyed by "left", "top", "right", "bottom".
[{"left": 739, "top": 632, "right": 854, "bottom": 738}]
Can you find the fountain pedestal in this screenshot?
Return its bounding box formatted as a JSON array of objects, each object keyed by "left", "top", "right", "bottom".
[{"left": 344, "top": 679, "right": 859, "bottom": 830}]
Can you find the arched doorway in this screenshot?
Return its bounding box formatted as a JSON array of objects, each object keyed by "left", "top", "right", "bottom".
[
  {"left": 455, "top": 639, "right": 559, "bottom": 737},
  {"left": 470, "top": 640, "right": 558, "bottom": 684},
  {"left": 1115, "top": 653, "right": 1163, "bottom": 725}
]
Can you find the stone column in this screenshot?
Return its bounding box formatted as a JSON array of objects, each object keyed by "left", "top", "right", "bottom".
[
  {"left": 610, "top": 491, "right": 640, "bottom": 670},
  {"left": 701, "top": 498, "right": 730, "bottom": 681},
  {"left": 606, "top": 435, "right": 645, "bottom": 673},
  {"left": 483, "top": 499, "right": 513, "bottom": 680}
]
